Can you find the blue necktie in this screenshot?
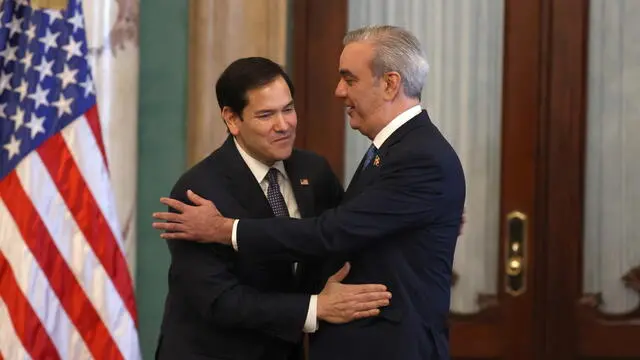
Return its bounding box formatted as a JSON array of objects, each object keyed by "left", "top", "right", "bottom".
[
  {"left": 266, "top": 168, "right": 289, "bottom": 217},
  {"left": 361, "top": 144, "right": 378, "bottom": 170}
]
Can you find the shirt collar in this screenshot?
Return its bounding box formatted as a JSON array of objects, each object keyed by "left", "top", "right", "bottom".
[
  {"left": 233, "top": 138, "right": 288, "bottom": 183},
  {"left": 372, "top": 104, "right": 422, "bottom": 149}
]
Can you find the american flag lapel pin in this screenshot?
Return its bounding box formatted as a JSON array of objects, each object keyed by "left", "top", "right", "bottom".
[{"left": 300, "top": 178, "right": 309, "bottom": 186}]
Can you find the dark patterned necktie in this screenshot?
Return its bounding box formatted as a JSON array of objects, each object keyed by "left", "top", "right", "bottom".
[
  {"left": 266, "top": 168, "right": 289, "bottom": 217},
  {"left": 361, "top": 144, "right": 378, "bottom": 170}
]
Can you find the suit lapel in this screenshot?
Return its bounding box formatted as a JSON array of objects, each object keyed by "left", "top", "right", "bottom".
[
  {"left": 344, "top": 153, "right": 368, "bottom": 197},
  {"left": 218, "top": 136, "right": 274, "bottom": 218},
  {"left": 344, "top": 111, "right": 429, "bottom": 201},
  {"left": 344, "top": 161, "right": 380, "bottom": 201},
  {"left": 377, "top": 110, "right": 429, "bottom": 158},
  {"left": 284, "top": 155, "right": 315, "bottom": 218}
]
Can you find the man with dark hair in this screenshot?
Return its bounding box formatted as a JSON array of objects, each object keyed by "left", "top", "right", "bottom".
[{"left": 155, "top": 57, "right": 391, "bottom": 360}]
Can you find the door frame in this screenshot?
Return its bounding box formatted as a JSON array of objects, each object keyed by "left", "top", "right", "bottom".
[{"left": 292, "top": 0, "right": 347, "bottom": 181}]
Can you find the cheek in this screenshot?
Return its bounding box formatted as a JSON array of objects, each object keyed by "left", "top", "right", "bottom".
[
  {"left": 286, "top": 114, "right": 298, "bottom": 129},
  {"left": 354, "top": 95, "right": 371, "bottom": 112},
  {"left": 349, "top": 89, "right": 366, "bottom": 105},
  {"left": 246, "top": 126, "right": 270, "bottom": 146}
]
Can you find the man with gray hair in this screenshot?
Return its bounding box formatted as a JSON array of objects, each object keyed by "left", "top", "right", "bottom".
[{"left": 153, "top": 25, "right": 466, "bottom": 360}]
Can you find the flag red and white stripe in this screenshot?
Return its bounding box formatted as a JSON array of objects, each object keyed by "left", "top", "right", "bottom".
[{"left": 0, "top": 109, "right": 141, "bottom": 360}]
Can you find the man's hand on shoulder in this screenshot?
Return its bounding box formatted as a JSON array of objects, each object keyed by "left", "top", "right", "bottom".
[
  {"left": 316, "top": 262, "right": 391, "bottom": 324},
  {"left": 152, "top": 190, "right": 234, "bottom": 244}
]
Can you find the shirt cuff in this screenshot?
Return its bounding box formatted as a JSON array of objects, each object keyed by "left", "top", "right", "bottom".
[
  {"left": 231, "top": 219, "right": 239, "bottom": 251},
  {"left": 303, "top": 295, "right": 318, "bottom": 333}
]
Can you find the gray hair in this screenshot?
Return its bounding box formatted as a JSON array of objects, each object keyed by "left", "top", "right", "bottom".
[{"left": 343, "top": 25, "right": 429, "bottom": 99}]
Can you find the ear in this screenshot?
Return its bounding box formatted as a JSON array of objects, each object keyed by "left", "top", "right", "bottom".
[
  {"left": 382, "top": 72, "right": 402, "bottom": 100},
  {"left": 221, "top": 106, "right": 241, "bottom": 136}
]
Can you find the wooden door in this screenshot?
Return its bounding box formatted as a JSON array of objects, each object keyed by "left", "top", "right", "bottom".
[
  {"left": 543, "top": 0, "right": 640, "bottom": 358},
  {"left": 447, "top": 0, "right": 544, "bottom": 358}
]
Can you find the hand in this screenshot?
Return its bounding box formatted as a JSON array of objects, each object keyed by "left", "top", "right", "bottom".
[
  {"left": 152, "top": 190, "right": 234, "bottom": 244},
  {"left": 317, "top": 262, "right": 391, "bottom": 324}
]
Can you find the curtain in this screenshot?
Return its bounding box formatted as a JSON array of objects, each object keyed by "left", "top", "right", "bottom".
[{"left": 583, "top": 0, "right": 640, "bottom": 314}]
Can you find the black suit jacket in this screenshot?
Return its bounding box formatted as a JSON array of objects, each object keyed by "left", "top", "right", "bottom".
[
  {"left": 236, "top": 111, "right": 466, "bottom": 360},
  {"left": 156, "top": 136, "right": 343, "bottom": 360}
]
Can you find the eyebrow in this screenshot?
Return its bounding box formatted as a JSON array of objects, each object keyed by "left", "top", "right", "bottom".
[
  {"left": 253, "top": 100, "right": 295, "bottom": 115},
  {"left": 339, "top": 69, "right": 357, "bottom": 79}
]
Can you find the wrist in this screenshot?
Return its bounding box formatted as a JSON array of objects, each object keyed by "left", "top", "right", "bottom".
[
  {"left": 316, "top": 293, "right": 327, "bottom": 320},
  {"left": 222, "top": 218, "right": 234, "bottom": 244},
  {"left": 209, "top": 217, "right": 235, "bottom": 245}
]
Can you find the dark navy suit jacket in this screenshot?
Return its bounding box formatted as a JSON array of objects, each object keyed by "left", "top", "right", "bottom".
[
  {"left": 156, "top": 136, "right": 343, "bottom": 360},
  {"left": 236, "top": 111, "right": 466, "bottom": 360}
]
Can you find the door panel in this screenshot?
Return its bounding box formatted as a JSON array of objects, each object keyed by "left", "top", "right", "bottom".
[
  {"left": 450, "top": 0, "right": 544, "bottom": 358},
  {"left": 545, "top": 0, "right": 640, "bottom": 358},
  {"left": 579, "top": 0, "right": 640, "bottom": 356}
]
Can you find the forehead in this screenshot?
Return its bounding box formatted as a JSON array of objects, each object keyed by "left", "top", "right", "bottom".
[
  {"left": 339, "top": 41, "right": 375, "bottom": 72},
  {"left": 245, "top": 76, "right": 292, "bottom": 108}
]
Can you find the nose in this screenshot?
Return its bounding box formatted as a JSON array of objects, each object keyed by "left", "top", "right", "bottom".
[
  {"left": 273, "top": 112, "right": 290, "bottom": 132},
  {"left": 335, "top": 79, "right": 347, "bottom": 98}
]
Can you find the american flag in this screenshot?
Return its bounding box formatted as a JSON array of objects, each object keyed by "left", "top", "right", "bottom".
[{"left": 0, "top": 0, "right": 140, "bottom": 359}]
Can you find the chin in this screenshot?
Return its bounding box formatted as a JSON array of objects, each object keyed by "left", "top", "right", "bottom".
[
  {"left": 273, "top": 147, "right": 293, "bottom": 161},
  {"left": 348, "top": 115, "right": 362, "bottom": 129}
]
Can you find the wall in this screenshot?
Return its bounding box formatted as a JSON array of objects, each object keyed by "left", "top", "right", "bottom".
[{"left": 136, "top": 0, "right": 188, "bottom": 358}]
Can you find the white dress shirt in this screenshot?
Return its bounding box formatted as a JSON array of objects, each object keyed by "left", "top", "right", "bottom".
[
  {"left": 232, "top": 138, "right": 318, "bottom": 333},
  {"left": 372, "top": 104, "right": 422, "bottom": 149}
]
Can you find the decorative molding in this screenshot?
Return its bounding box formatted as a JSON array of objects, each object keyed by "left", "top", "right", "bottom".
[
  {"left": 622, "top": 265, "right": 640, "bottom": 293},
  {"left": 88, "top": 0, "right": 139, "bottom": 59},
  {"left": 579, "top": 293, "right": 603, "bottom": 308},
  {"left": 109, "top": 0, "right": 139, "bottom": 55},
  {"left": 449, "top": 272, "right": 500, "bottom": 314},
  {"left": 578, "top": 265, "right": 640, "bottom": 319},
  {"left": 477, "top": 293, "right": 499, "bottom": 311},
  {"left": 449, "top": 291, "right": 499, "bottom": 318}
]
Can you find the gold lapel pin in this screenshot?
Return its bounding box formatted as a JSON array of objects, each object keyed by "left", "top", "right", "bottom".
[{"left": 373, "top": 155, "right": 381, "bottom": 167}]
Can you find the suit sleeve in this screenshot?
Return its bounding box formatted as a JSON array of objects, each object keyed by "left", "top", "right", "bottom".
[
  {"left": 166, "top": 192, "right": 310, "bottom": 343},
  {"left": 237, "top": 150, "right": 448, "bottom": 258}
]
